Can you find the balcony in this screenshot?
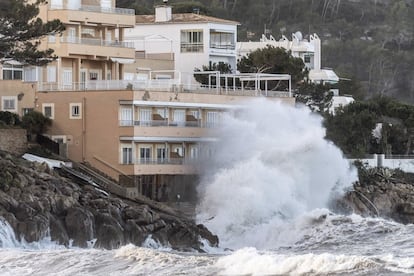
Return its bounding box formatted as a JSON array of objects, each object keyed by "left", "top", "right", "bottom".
[
  {"left": 119, "top": 120, "right": 217, "bottom": 128},
  {"left": 53, "top": 37, "right": 135, "bottom": 58},
  {"left": 180, "top": 43, "right": 203, "bottom": 53},
  {"left": 48, "top": 4, "right": 135, "bottom": 27}
]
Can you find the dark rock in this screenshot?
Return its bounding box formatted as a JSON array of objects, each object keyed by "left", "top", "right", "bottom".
[
  {"left": 65, "top": 207, "right": 95, "bottom": 247},
  {"left": 0, "top": 151, "right": 219, "bottom": 251}
]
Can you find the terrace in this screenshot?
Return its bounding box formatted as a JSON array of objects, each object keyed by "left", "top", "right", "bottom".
[{"left": 37, "top": 72, "right": 292, "bottom": 98}]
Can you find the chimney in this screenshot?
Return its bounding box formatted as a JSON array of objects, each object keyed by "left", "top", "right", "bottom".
[{"left": 155, "top": 5, "right": 172, "bottom": 22}]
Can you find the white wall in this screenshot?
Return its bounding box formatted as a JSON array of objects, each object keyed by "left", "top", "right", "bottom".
[
  {"left": 125, "top": 21, "right": 237, "bottom": 74},
  {"left": 350, "top": 154, "right": 414, "bottom": 173}
]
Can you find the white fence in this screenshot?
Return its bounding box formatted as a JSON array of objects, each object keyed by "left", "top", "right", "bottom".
[{"left": 349, "top": 154, "right": 414, "bottom": 173}]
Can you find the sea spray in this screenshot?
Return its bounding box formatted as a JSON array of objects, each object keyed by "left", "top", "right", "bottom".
[{"left": 196, "top": 99, "right": 357, "bottom": 249}]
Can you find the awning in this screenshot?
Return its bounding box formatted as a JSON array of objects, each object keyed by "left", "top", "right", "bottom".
[
  {"left": 110, "top": 57, "right": 135, "bottom": 64},
  {"left": 2, "top": 60, "right": 23, "bottom": 66}
]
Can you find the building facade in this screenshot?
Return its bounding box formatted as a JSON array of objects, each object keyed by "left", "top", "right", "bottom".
[
  {"left": 36, "top": 74, "right": 295, "bottom": 201},
  {"left": 125, "top": 5, "right": 239, "bottom": 84},
  {"left": 237, "top": 32, "right": 340, "bottom": 84}
]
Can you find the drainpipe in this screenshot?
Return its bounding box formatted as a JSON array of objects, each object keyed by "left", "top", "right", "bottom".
[{"left": 82, "top": 97, "right": 86, "bottom": 161}]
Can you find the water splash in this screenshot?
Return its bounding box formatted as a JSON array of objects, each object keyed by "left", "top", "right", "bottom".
[{"left": 196, "top": 99, "right": 357, "bottom": 249}]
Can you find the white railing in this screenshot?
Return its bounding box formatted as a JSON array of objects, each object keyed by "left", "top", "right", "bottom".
[
  {"left": 60, "top": 37, "right": 134, "bottom": 48},
  {"left": 49, "top": 4, "right": 134, "bottom": 15},
  {"left": 119, "top": 120, "right": 218, "bottom": 128},
  {"left": 37, "top": 79, "right": 290, "bottom": 99}
]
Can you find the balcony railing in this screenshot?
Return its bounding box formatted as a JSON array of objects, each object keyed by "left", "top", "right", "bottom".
[
  {"left": 133, "top": 158, "right": 197, "bottom": 165},
  {"left": 61, "top": 37, "right": 134, "bottom": 48},
  {"left": 119, "top": 120, "right": 217, "bottom": 128},
  {"left": 49, "top": 4, "right": 134, "bottom": 15},
  {"left": 180, "top": 43, "right": 203, "bottom": 53},
  {"left": 210, "top": 43, "right": 236, "bottom": 50}
]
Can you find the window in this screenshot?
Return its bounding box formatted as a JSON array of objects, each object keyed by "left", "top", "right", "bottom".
[
  {"left": 24, "top": 66, "right": 38, "bottom": 82},
  {"left": 206, "top": 111, "right": 220, "bottom": 128},
  {"left": 181, "top": 30, "right": 203, "bottom": 52},
  {"left": 190, "top": 146, "right": 199, "bottom": 160},
  {"left": 90, "top": 72, "right": 98, "bottom": 80},
  {"left": 304, "top": 55, "right": 311, "bottom": 63},
  {"left": 157, "top": 108, "right": 168, "bottom": 119},
  {"left": 22, "top": 108, "right": 33, "bottom": 115},
  {"left": 2, "top": 64, "right": 23, "bottom": 80},
  {"left": 47, "top": 66, "right": 56, "bottom": 83},
  {"left": 139, "top": 108, "right": 152, "bottom": 126},
  {"left": 48, "top": 35, "right": 56, "bottom": 43},
  {"left": 70, "top": 103, "right": 82, "bottom": 119},
  {"left": 140, "top": 147, "right": 151, "bottom": 163},
  {"left": 173, "top": 109, "right": 186, "bottom": 126},
  {"left": 42, "top": 103, "right": 54, "bottom": 119},
  {"left": 210, "top": 31, "right": 235, "bottom": 50},
  {"left": 119, "top": 107, "right": 133, "bottom": 126},
  {"left": 1, "top": 96, "right": 17, "bottom": 112},
  {"left": 157, "top": 147, "right": 167, "bottom": 163},
  {"left": 122, "top": 147, "right": 133, "bottom": 164}
]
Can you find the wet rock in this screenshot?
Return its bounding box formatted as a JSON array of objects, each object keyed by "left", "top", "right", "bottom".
[
  {"left": 65, "top": 207, "right": 95, "bottom": 247},
  {"left": 0, "top": 150, "right": 218, "bottom": 251}
]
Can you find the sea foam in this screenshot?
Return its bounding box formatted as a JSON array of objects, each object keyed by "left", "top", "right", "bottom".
[{"left": 196, "top": 99, "right": 357, "bottom": 249}]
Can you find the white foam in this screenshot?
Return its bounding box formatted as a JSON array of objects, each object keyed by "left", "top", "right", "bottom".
[
  {"left": 215, "top": 248, "right": 378, "bottom": 275},
  {"left": 196, "top": 99, "right": 357, "bottom": 249}
]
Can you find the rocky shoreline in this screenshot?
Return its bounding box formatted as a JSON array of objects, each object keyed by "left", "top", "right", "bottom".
[
  {"left": 336, "top": 165, "right": 414, "bottom": 224},
  {"left": 0, "top": 151, "right": 218, "bottom": 251}
]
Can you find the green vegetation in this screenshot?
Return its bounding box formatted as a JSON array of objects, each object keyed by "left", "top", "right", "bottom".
[
  {"left": 0, "top": 111, "right": 20, "bottom": 127},
  {"left": 21, "top": 111, "right": 51, "bottom": 140},
  {"left": 323, "top": 97, "right": 414, "bottom": 157},
  {"left": 0, "top": 0, "right": 65, "bottom": 65}
]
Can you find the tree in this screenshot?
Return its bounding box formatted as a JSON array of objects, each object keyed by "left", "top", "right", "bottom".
[
  {"left": 21, "top": 110, "right": 51, "bottom": 140},
  {"left": 237, "top": 45, "right": 306, "bottom": 86},
  {"left": 0, "top": 111, "right": 20, "bottom": 127},
  {"left": 0, "top": 0, "right": 65, "bottom": 65}
]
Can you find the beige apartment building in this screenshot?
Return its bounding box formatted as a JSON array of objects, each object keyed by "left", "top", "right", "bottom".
[{"left": 36, "top": 74, "right": 295, "bottom": 201}]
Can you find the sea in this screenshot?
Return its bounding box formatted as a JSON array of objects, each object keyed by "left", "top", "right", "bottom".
[{"left": 1, "top": 99, "right": 414, "bottom": 275}]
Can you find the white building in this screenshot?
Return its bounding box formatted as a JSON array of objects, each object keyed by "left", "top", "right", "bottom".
[
  {"left": 124, "top": 5, "right": 239, "bottom": 84},
  {"left": 237, "top": 32, "right": 339, "bottom": 84}
]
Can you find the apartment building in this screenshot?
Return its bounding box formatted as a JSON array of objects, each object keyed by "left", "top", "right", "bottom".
[
  {"left": 124, "top": 5, "right": 239, "bottom": 83},
  {"left": 36, "top": 73, "right": 294, "bottom": 201},
  {"left": 237, "top": 32, "right": 340, "bottom": 84}
]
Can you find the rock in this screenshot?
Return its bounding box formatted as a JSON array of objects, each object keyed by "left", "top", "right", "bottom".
[
  {"left": 0, "top": 150, "right": 219, "bottom": 251},
  {"left": 17, "top": 214, "right": 49, "bottom": 242},
  {"left": 65, "top": 207, "right": 95, "bottom": 247},
  {"left": 49, "top": 215, "right": 69, "bottom": 246}
]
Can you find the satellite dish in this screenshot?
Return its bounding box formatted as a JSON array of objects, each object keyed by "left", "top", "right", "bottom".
[{"left": 294, "top": 31, "right": 303, "bottom": 41}]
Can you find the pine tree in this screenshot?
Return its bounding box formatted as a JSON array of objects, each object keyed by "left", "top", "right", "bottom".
[{"left": 0, "top": 0, "right": 65, "bottom": 65}]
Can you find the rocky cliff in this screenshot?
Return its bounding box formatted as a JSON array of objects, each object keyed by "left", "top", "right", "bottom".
[
  {"left": 0, "top": 151, "right": 218, "bottom": 251},
  {"left": 336, "top": 166, "right": 414, "bottom": 224}
]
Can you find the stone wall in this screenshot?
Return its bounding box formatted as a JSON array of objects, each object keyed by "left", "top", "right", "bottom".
[{"left": 0, "top": 128, "right": 27, "bottom": 154}]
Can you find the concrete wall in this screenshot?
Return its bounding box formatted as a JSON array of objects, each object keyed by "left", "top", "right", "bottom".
[
  {"left": 0, "top": 128, "right": 27, "bottom": 155},
  {"left": 350, "top": 154, "right": 414, "bottom": 173}
]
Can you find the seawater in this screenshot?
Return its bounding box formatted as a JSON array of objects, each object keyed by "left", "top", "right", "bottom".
[{"left": 1, "top": 99, "right": 413, "bottom": 275}]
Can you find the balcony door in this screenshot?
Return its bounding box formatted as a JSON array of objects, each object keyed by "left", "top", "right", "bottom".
[
  {"left": 80, "top": 69, "right": 87, "bottom": 90},
  {"left": 68, "top": 0, "right": 80, "bottom": 9},
  {"left": 50, "top": 0, "right": 62, "bottom": 8},
  {"left": 101, "top": 0, "right": 111, "bottom": 10}
]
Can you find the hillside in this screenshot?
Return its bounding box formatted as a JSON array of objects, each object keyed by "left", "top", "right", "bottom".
[{"left": 117, "top": 0, "right": 414, "bottom": 102}]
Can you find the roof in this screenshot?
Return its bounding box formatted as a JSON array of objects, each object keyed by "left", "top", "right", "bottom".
[{"left": 135, "top": 13, "right": 239, "bottom": 25}]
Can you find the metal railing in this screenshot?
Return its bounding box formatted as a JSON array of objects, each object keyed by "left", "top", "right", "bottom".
[
  {"left": 180, "top": 43, "right": 203, "bottom": 53},
  {"left": 210, "top": 43, "right": 236, "bottom": 50},
  {"left": 37, "top": 80, "right": 290, "bottom": 98},
  {"left": 119, "top": 120, "right": 216, "bottom": 128},
  {"left": 49, "top": 4, "right": 134, "bottom": 15},
  {"left": 61, "top": 37, "right": 134, "bottom": 48},
  {"left": 133, "top": 158, "right": 198, "bottom": 165}
]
